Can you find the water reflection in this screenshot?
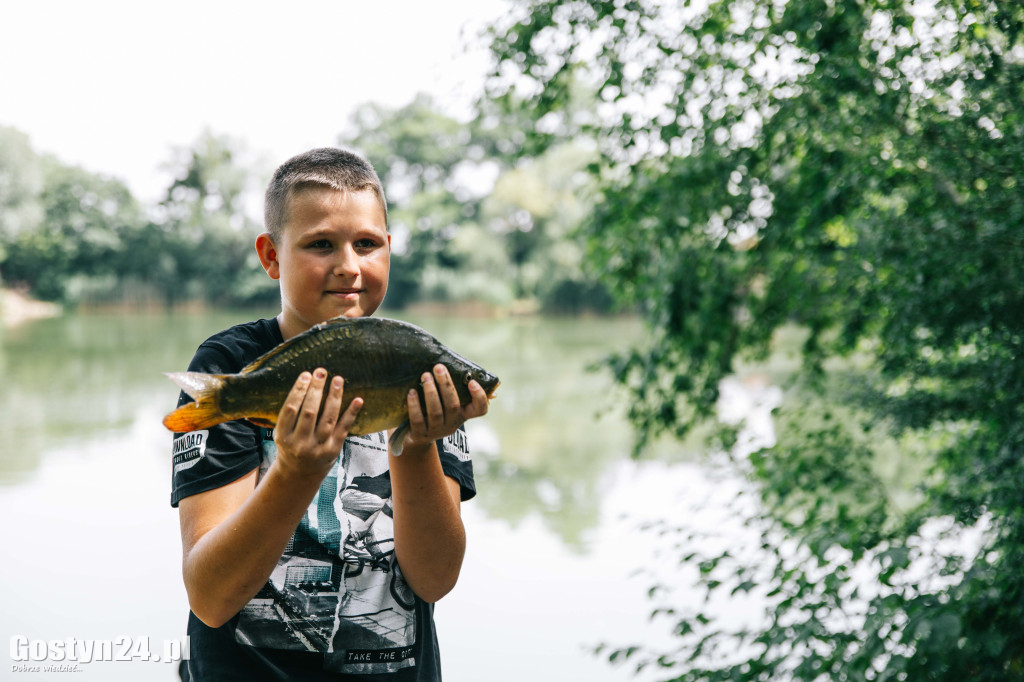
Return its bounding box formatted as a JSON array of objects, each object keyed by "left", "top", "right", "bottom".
[
  {"left": 0, "top": 310, "right": 694, "bottom": 682},
  {"left": 0, "top": 311, "right": 681, "bottom": 544},
  {"left": 395, "top": 312, "right": 682, "bottom": 548},
  {"left": 0, "top": 311, "right": 264, "bottom": 485}
]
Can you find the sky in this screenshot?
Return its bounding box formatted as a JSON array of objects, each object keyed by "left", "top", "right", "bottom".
[{"left": 0, "top": 0, "right": 509, "bottom": 203}]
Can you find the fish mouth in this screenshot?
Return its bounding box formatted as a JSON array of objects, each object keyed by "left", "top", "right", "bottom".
[{"left": 487, "top": 381, "right": 500, "bottom": 400}]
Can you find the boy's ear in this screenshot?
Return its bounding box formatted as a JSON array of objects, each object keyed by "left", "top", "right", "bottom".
[{"left": 255, "top": 233, "right": 280, "bottom": 280}]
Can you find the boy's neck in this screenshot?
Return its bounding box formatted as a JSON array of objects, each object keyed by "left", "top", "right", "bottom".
[
  {"left": 277, "top": 312, "right": 371, "bottom": 341},
  {"left": 277, "top": 313, "right": 309, "bottom": 341}
]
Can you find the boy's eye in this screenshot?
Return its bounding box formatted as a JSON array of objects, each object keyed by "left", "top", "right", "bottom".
[
  {"left": 355, "top": 238, "right": 380, "bottom": 250},
  {"left": 308, "top": 239, "right": 332, "bottom": 249}
]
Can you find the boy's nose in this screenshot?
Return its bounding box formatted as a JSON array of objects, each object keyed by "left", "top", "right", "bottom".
[{"left": 332, "top": 245, "right": 360, "bottom": 277}]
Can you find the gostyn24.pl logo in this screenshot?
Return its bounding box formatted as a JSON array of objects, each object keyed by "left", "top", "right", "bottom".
[{"left": 10, "top": 635, "right": 190, "bottom": 666}]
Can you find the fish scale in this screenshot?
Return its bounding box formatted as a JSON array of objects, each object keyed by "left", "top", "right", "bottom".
[{"left": 163, "top": 316, "right": 500, "bottom": 454}]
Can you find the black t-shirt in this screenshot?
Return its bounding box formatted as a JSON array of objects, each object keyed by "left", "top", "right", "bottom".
[{"left": 170, "top": 317, "right": 476, "bottom": 681}]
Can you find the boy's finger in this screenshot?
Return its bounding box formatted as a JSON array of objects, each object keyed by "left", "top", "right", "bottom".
[
  {"left": 419, "top": 371, "right": 445, "bottom": 428},
  {"left": 316, "top": 375, "right": 345, "bottom": 440},
  {"left": 278, "top": 371, "right": 312, "bottom": 432},
  {"left": 432, "top": 365, "right": 461, "bottom": 419},
  {"left": 466, "top": 379, "right": 489, "bottom": 418},
  {"left": 406, "top": 386, "right": 426, "bottom": 433},
  {"left": 335, "top": 396, "right": 364, "bottom": 439},
  {"left": 296, "top": 368, "right": 328, "bottom": 436}
]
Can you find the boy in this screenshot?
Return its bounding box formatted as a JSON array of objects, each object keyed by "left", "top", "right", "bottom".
[{"left": 170, "top": 148, "right": 490, "bottom": 681}]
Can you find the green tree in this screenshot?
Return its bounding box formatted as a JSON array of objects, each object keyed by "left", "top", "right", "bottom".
[
  {"left": 342, "top": 95, "right": 515, "bottom": 308},
  {"left": 0, "top": 126, "right": 44, "bottom": 280},
  {"left": 343, "top": 94, "right": 612, "bottom": 312},
  {"left": 3, "top": 155, "right": 143, "bottom": 303},
  {"left": 484, "top": 141, "right": 616, "bottom": 313},
  {"left": 487, "top": 0, "right": 1024, "bottom": 679},
  {"left": 148, "top": 130, "right": 271, "bottom": 306}
]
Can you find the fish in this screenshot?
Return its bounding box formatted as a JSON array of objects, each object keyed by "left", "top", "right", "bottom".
[{"left": 162, "top": 316, "right": 500, "bottom": 454}]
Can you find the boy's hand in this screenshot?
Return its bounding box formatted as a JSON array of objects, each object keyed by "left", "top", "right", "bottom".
[
  {"left": 402, "top": 364, "right": 489, "bottom": 453},
  {"left": 274, "top": 368, "right": 362, "bottom": 479}
]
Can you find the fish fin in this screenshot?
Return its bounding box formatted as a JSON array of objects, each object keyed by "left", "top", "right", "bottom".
[
  {"left": 389, "top": 420, "right": 410, "bottom": 457},
  {"left": 239, "top": 345, "right": 288, "bottom": 374},
  {"left": 238, "top": 316, "right": 359, "bottom": 374},
  {"left": 165, "top": 371, "right": 227, "bottom": 402},
  {"left": 246, "top": 417, "right": 277, "bottom": 429},
  {"left": 162, "top": 401, "right": 229, "bottom": 432},
  {"left": 162, "top": 372, "right": 228, "bottom": 432}
]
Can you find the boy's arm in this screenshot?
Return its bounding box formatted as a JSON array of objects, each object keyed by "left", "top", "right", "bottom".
[
  {"left": 389, "top": 364, "right": 490, "bottom": 603},
  {"left": 178, "top": 370, "right": 362, "bottom": 628}
]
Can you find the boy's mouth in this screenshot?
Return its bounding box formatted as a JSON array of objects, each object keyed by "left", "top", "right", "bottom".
[{"left": 326, "top": 288, "right": 363, "bottom": 300}]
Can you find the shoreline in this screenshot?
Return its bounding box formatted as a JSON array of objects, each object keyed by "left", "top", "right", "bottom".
[
  {"left": 1, "top": 289, "right": 61, "bottom": 326},
  {"left": 0, "top": 288, "right": 629, "bottom": 324}
]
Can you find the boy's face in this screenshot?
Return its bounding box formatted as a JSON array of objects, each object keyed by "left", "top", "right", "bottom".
[{"left": 256, "top": 187, "right": 390, "bottom": 338}]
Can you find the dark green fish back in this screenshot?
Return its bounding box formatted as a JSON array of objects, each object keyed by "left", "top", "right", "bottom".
[{"left": 218, "top": 317, "right": 465, "bottom": 419}]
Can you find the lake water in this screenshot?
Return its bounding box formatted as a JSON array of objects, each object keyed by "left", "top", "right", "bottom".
[{"left": 0, "top": 310, "right": 776, "bottom": 681}]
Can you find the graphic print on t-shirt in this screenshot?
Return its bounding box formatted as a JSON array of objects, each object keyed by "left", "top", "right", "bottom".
[{"left": 234, "top": 431, "right": 417, "bottom": 674}]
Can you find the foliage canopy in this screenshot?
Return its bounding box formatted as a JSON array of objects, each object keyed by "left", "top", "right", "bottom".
[
  {"left": 486, "top": 0, "right": 1024, "bottom": 679},
  {"left": 341, "top": 95, "right": 612, "bottom": 312}
]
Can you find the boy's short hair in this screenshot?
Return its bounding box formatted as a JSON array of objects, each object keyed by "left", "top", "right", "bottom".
[{"left": 264, "top": 147, "right": 387, "bottom": 241}]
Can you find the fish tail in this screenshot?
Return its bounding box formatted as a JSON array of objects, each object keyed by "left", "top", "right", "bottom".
[
  {"left": 389, "top": 420, "right": 411, "bottom": 456},
  {"left": 166, "top": 371, "right": 225, "bottom": 401},
  {"left": 162, "top": 372, "right": 229, "bottom": 432}
]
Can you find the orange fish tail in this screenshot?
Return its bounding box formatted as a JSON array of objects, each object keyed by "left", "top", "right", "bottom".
[
  {"left": 162, "top": 401, "right": 230, "bottom": 432},
  {"left": 163, "top": 372, "right": 229, "bottom": 432}
]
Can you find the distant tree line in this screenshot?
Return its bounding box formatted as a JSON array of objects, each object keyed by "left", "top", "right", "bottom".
[
  {"left": 0, "top": 96, "right": 613, "bottom": 314},
  {"left": 0, "top": 128, "right": 271, "bottom": 308}
]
